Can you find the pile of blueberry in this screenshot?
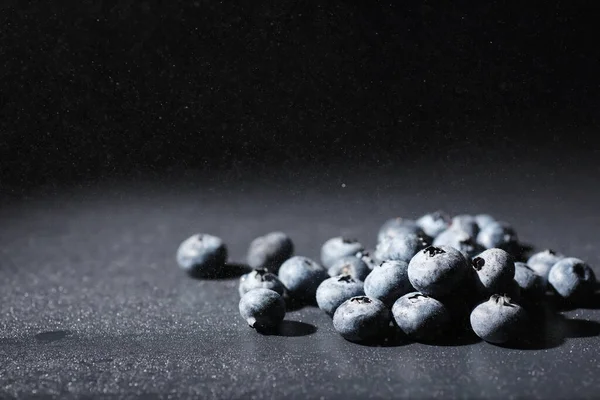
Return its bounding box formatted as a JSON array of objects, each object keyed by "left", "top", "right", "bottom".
[{"left": 176, "top": 212, "right": 597, "bottom": 345}]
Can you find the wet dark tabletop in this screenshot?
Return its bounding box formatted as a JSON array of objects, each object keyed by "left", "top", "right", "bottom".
[{"left": 1, "top": 167, "right": 599, "bottom": 399}]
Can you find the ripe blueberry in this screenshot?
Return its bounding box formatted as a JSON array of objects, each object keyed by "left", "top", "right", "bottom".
[
  {"left": 548, "top": 257, "right": 596, "bottom": 302},
  {"left": 332, "top": 296, "right": 392, "bottom": 342},
  {"left": 316, "top": 275, "right": 365, "bottom": 316},
  {"left": 407, "top": 246, "right": 470, "bottom": 298},
  {"left": 247, "top": 231, "right": 294, "bottom": 273},
  {"left": 328, "top": 256, "right": 371, "bottom": 281},
  {"left": 320, "top": 237, "right": 364, "bottom": 268},
  {"left": 239, "top": 288, "right": 286, "bottom": 332},
  {"left": 176, "top": 233, "right": 227, "bottom": 277},
  {"left": 416, "top": 211, "right": 451, "bottom": 238},
  {"left": 470, "top": 294, "right": 527, "bottom": 344},
  {"left": 278, "top": 256, "right": 328, "bottom": 301},
  {"left": 392, "top": 292, "right": 451, "bottom": 342},
  {"left": 364, "top": 260, "right": 413, "bottom": 307}
]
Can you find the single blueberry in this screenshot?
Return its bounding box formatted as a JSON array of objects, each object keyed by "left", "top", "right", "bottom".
[
  {"left": 476, "top": 221, "right": 519, "bottom": 253},
  {"left": 451, "top": 214, "right": 480, "bottom": 237},
  {"left": 246, "top": 231, "right": 294, "bottom": 273},
  {"left": 375, "top": 232, "right": 430, "bottom": 263},
  {"left": 471, "top": 248, "right": 516, "bottom": 296},
  {"left": 327, "top": 256, "right": 371, "bottom": 281},
  {"left": 527, "top": 249, "right": 565, "bottom": 285},
  {"left": 470, "top": 294, "right": 527, "bottom": 344},
  {"left": 416, "top": 210, "right": 451, "bottom": 238},
  {"left": 548, "top": 257, "right": 596, "bottom": 302},
  {"left": 316, "top": 275, "right": 365, "bottom": 316},
  {"left": 364, "top": 260, "right": 413, "bottom": 307},
  {"left": 320, "top": 237, "right": 364, "bottom": 268},
  {"left": 391, "top": 292, "right": 451, "bottom": 342},
  {"left": 514, "top": 262, "right": 545, "bottom": 298},
  {"left": 238, "top": 268, "right": 287, "bottom": 297},
  {"left": 176, "top": 233, "right": 228, "bottom": 277},
  {"left": 239, "top": 288, "right": 286, "bottom": 332},
  {"left": 474, "top": 214, "right": 496, "bottom": 229},
  {"left": 332, "top": 296, "right": 392, "bottom": 342},
  {"left": 377, "top": 217, "right": 425, "bottom": 244},
  {"left": 433, "top": 228, "right": 485, "bottom": 260},
  {"left": 278, "top": 256, "right": 329, "bottom": 301},
  {"left": 407, "top": 245, "right": 470, "bottom": 299}
]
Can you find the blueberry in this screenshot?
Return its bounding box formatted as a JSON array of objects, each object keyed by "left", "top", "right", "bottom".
[
  {"left": 527, "top": 249, "right": 564, "bottom": 285},
  {"left": 278, "top": 256, "right": 329, "bottom": 300},
  {"left": 451, "top": 214, "right": 480, "bottom": 237},
  {"left": 474, "top": 214, "right": 496, "bottom": 229},
  {"left": 476, "top": 221, "right": 519, "bottom": 253},
  {"left": 375, "top": 232, "right": 430, "bottom": 263},
  {"left": 239, "top": 288, "right": 286, "bottom": 332},
  {"left": 391, "top": 292, "right": 451, "bottom": 342},
  {"left": 407, "top": 246, "right": 470, "bottom": 298},
  {"left": 332, "top": 296, "right": 392, "bottom": 342},
  {"left": 433, "top": 228, "right": 485, "bottom": 260},
  {"left": 176, "top": 233, "right": 227, "bottom": 277},
  {"left": 416, "top": 211, "right": 451, "bottom": 238},
  {"left": 364, "top": 260, "right": 413, "bottom": 307},
  {"left": 548, "top": 257, "right": 597, "bottom": 302},
  {"left": 246, "top": 231, "right": 294, "bottom": 273},
  {"left": 470, "top": 294, "right": 527, "bottom": 344},
  {"left": 328, "top": 256, "right": 370, "bottom": 281},
  {"left": 471, "top": 248, "right": 516, "bottom": 296},
  {"left": 238, "top": 268, "right": 287, "bottom": 297},
  {"left": 377, "top": 217, "right": 424, "bottom": 243},
  {"left": 320, "top": 237, "right": 364, "bottom": 268},
  {"left": 316, "top": 275, "right": 365, "bottom": 316},
  {"left": 355, "top": 250, "right": 379, "bottom": 270},
  {"left": 514, "top": 262, "right": 545, "bottom": 298}
]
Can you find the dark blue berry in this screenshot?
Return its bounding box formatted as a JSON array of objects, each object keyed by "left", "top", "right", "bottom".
[
  {"left": 548, "top": 258, "right": 596, "bottom": 302},
  {"left": 316, "top": 275, "right": 365, "bottom": 316},
  {"left": 239, "top": 288, "right": 286, "bottom": 332},
  {"left": 328, "top": 256, "right": 371, "bottom": 281},
  {"left": 247, "top": 231, "right": 293, "bottom": 273},
  {"left": 364, "top": 260, "right": 413, "bottom": 307},
  {"left": 392, "top": 292, "right": 451, "bottom": 342},
  {"left": 278, "top": 256, "right": 328, "bottom": 300},
  {"left": 470, "top": 294, "right": 527, "bottom": 344},
  {"left": 320, "top": 237, "right": 364, "bottom": 268},
  {"left": 416, "top": 211, "right": 451, "bottom": 238},
  {"left": 332, "top": 296, "right": 392, "bottom": 342},
  {"left": 407, "top": 246, "right": 470, "bottom": 298},
  {"left": 176, "top": 233, "right": 227, "bottom": 277},
  {"left": 471, "top": 248, "right": 516, "bottom": 296}
]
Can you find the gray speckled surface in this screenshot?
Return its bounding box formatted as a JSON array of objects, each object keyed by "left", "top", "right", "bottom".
[{"left": 1, "top": 168, "right": 599, "bottom": 399}]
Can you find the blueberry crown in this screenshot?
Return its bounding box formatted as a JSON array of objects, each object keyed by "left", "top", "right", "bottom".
[
  {"left": 424, "top": 246, "right": 445, "bottom": 257},
  {"left": 572, "top": 263, "right": 586, "bottom": 277},
  {"left": 337, "top": 275, "right": 355, "bottom": 283},
  {"left": 408, "top": 293, "right": 427, "bottom": 302},
  {"left": 491, "top": 294, "right": 515, "bottom": 307},
  {"left": 350, "top": 296, "right": 372, "bottom": 304},
  {"left": 254, "top": 268, "right": 275, "bottom": 282},
  {"left": 472, "top": 257, "right": 485, "bottom": 271}
]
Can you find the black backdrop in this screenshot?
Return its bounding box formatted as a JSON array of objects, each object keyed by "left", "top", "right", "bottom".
[{"left": 1, "top": 1, "right": 599, "bottom": 191}]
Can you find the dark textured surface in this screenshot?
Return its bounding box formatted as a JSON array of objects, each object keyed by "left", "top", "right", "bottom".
[{"left": 1, "top": 167, "right": 599, "bottom": 399}]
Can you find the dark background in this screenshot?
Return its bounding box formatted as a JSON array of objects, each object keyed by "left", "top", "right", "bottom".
[
  {"left": 2, "top": 3, "right": 600, "bottom": 398},
  {"left": 1, "top": 1, "right": 599, "bottom": 194}
]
